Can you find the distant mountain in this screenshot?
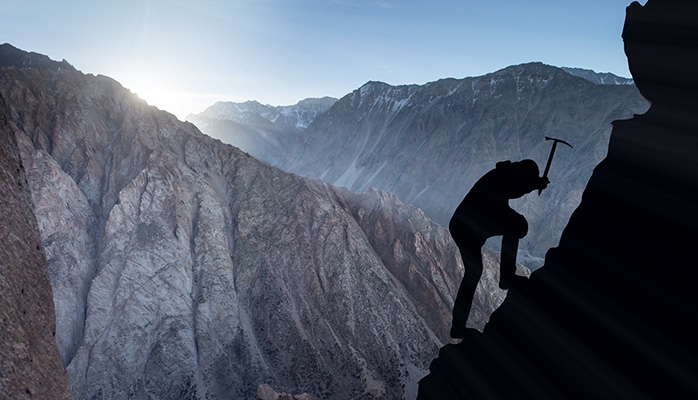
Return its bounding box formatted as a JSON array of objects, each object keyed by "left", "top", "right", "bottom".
[
  {"left": 1, "top": 43, "right": 517, "bottom": 399},
  {"left": 193, "top": 97, "right": 338, "bottom": 131},
  {"left": 562, "top": 67, "right": 634, "bottom": 85},
  {"left": 186, "top": 97, "right": 337, "bottom": 164},
  {"left": 270, "top": 63, "right": 649, "bottom": 268}
]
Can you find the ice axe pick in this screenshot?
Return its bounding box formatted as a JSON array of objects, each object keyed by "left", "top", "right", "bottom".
[{"left": 539, "top": 136, "right": 573, "bottom": 195}]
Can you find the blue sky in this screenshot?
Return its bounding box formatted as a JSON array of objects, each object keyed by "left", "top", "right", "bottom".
[{"left": 2, "top": 0, "right": 643, "bottom": 119}]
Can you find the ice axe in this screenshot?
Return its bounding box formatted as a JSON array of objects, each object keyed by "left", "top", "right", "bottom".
[{"left": 539, "top": 136, "right": 573, "bottom": 195}]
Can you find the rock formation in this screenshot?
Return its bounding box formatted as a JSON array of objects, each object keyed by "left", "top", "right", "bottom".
[
  {"left": 417, "top": 1, "right": 698, "bottom": 397},
  {"left": 0, "top": 91, "right": 71, "bottom": 399},
  {"left": 0, "top": 43, "right": 516, "bottom": 399}
]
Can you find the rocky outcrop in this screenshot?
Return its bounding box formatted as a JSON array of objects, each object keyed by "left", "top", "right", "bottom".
[
  {"left": 0, "top": 91, "right": 71, "bottom": 399},
  {"left": 0, "top": 43, "right": 519, "bottom": 399},
  {"left": 417, "top": 1, "right": 698, "bottom": 398}
]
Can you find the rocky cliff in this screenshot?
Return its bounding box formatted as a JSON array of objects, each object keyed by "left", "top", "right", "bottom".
[
  {"left": 0, "top": 43, "right": 514, "bottom": 399},
  {"left": 0, "top": 91, "right": 72, "bottom": 399},
  {"left": 417, "top": 1, "right": 698, "bottom": 397}
]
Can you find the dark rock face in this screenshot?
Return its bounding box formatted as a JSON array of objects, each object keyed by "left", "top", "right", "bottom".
[
  {"left": 417, "top": 1, "right": 698, "bottom": 398},
  {"left": 0, "top": 43, "right": 514, "bottom": 399},
  {"left": 263, "top": 64, "right": 649, "bottom": 268},
  {"left": 0, "top": 92, "right": 71, "bottom": 399}
]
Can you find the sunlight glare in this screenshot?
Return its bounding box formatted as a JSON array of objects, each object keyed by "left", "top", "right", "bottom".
[{"left": 122, "top": 72, "right": 180, "bottom": 115}]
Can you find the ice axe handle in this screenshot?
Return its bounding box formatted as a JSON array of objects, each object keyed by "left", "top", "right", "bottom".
[{"left": 538, "top": 136, "right": 573, "bottom": 195}]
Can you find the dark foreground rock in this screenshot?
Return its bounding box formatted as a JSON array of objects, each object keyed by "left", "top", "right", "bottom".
[{"left": 418, "top": 1, "right": 698, "bottom": 398}]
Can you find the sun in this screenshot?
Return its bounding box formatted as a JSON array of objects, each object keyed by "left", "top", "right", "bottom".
[
  {"left": 126, "top": 76, "right": 175, "bottom": 111},
  {"left": 110, "top": 65, "right": 231, "bottom": 121},
  {"left": 116, "top": 70, "right": 190, "bottom": 119}
]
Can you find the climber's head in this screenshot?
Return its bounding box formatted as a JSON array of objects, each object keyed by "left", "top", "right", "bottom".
[
  {"left": 497, "top": 159, "right": 546, "bottom": 199},
  {"left": 515, "top": 159, "right": 540, "bottom": 177}
]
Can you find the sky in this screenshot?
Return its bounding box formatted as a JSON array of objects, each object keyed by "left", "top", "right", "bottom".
[{"left": 1, "top": 0, "right": 645, "bottom": 119}]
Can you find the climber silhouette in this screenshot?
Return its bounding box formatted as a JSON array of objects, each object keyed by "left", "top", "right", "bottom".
[{"left": 449, "top": 159, "right": 548, "bottom": 338}]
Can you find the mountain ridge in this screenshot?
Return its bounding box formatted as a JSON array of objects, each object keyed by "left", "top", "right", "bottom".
[
  {"left": 562, "top": 66, "right": 634, "bottom": 85},
  {"left": 269, "top": 61, "right": 649, "bottom": 268},
  {"left": 187, "top": 63, "right": 635, "bottom": 172},
  {"left": 0, "top": 42, "right": 75, "bottom": 72}
]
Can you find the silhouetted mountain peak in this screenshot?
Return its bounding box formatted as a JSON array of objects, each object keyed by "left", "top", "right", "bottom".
[{"left": 0, "top": 43, "right": 75, "bottom": 72}]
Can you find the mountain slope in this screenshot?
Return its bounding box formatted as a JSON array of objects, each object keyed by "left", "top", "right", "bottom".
[
  {"left": 0, "top": 43, "right": 514, "bottom": 399},
  {"left": 271, "top": 63, "right": 649, "bottom": 267}
]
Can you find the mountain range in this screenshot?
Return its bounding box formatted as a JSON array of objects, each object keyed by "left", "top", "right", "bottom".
[
  {"left": 189, "top": 64, "right": 650, "bottom": 268},
  {"left": 0, "top": 43, "right": 524, "bottom": 399}
]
